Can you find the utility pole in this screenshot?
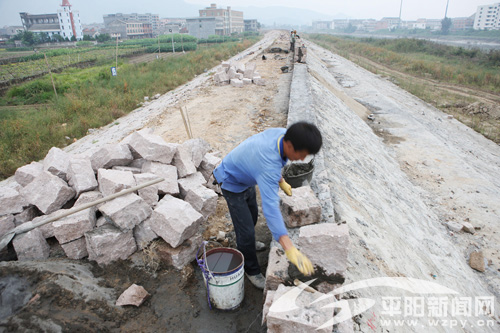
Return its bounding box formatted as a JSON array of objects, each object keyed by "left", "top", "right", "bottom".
[
  {"left": 115, "top": 35, "right": 118, "bottom": 68},
  {"left": 444, "top": 0, "right": 450, "bottom": 17},
  {"left": 171, "top": 33, "right": 175, "bottom": 53},
  {"left": 398, "top": 0, "right": 403, "bottom": 29},
  {"left": 158, "top": 34, "right": 160, "bottom": 57}
]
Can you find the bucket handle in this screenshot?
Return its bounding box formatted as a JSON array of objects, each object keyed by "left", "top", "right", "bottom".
[{"left": 196, "top": 240, "right": 223, "bottom": 310}]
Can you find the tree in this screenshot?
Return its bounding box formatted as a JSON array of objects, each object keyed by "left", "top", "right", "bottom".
[
  {"left": 441, "top": 17, "right": 452, "bottom": 34},
  {"left": 83, "top": 34, "right": 94, "bottom": 41},
  {"left": 96, "top": 33, "right": 111, "bottom": 43},
  {"left": 51, "top": 34, "right": 65, "bottom": 43},
  {"left": 21, "top": 31, "right": 37, "bottom": 45},
  {"left": 39, "top": 32, "right": 50, "bottom": 43}
]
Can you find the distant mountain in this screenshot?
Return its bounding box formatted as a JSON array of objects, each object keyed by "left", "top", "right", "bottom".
[{"left": 234, "top": 6, "right": 348, "bottom": 26}]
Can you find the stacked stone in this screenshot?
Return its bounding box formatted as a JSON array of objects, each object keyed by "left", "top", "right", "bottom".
[
  {"left": 213, "top": 61, "right": 266, "bottom": 87},
  {"left": 0, "top": 128, "right": 221, "bottom": 269}
]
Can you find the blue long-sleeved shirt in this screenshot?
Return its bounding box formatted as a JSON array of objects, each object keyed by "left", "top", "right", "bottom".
[{"left": 213, "top": 128, "right": 288, "bottom": 241}]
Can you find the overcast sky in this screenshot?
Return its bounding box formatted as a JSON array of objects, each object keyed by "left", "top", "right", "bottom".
[{"left": 0, "top": 0, "right": 488, "bottom": 26}]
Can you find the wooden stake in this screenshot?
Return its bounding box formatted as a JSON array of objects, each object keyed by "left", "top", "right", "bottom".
[
  {"left": 179, "top": 107, "right": 193, "bottom": 139},
  {"left": 44, "top": 53, "right": 58, "bottom": 98}
]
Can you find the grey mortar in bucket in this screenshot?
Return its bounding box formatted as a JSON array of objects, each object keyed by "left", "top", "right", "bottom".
[{"left": 282, "top": 158, "right": 314, "bottom": 188}]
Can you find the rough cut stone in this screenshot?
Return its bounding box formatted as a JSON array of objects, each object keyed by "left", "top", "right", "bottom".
[
  {"left": 227, "top": 66, "right": 237, "bottom": 80},
  {"left": 74, "top": 191, "right": 104, "bottom": 209},
  {"left": 97, "top": 169, "right": 136, "bottom": 197},
  {"left": 446, "top": 221, "right": 463, "bottom": 232},
  {"left": 85, "top": 224, "right": 137, "bottom": 266},
  {"left": 221, "top": 61, "right": 231, "bottom": 68},
  {"left": 134, "top": 173, "right": 160, "bottom": 207},
  {"left": 172, "top": 144, "right": 197, "bottom": 178},
  {"left": 15, "top": 162, "right": 43, "bottom": 187},
  {"left": 279, "top": 186, "right": 321, "bottom": 228},
  {"left": 235, "top": 62, "right": 245, "bottom": 74},
  {"left": 253, "top": 77, "right": 267, "bottom": 86},
  {"left": 469, "top": 250, "right": 485, "bottom": 272},
  {"left": 116, "top": 284, "right": 149, "bottom": 307},
  {"left": 43, "top": 147, "right": 70, "bottom": 181},
  {"left": 244, "top": 62, "right": 256, "bottom": 79},
  {"left": 262, "top": 290, "right": 276, "bottom": 326},
  {"left": 178, "top": 172, "right": 207, "bottom": 197},
  {"left": 267, "top": 284, "right": 334, "bottom": 333},
  {"left": 134, "top": 218, "right": 158, "bottom": 249},
  {"left": 13, "top": 206, "right": 40, "bottom": 226},
  {"left": 67, "top": 158, "right": 98, "bottom": 197},
  {"left": 53, "top": 208, "right": 97, "bottom": 244},
  {"left": 12, "top": 228, "right": 50, "bottom": 261},
  {"left": 462, "top": 222, "right": 475, "bottom": 234},
  {"left": 112, "top": 166, "right": 142, "bottom": 174},
  {"left": 265, "top": 247, "right": 290, "bottom": 293},
  {"left": 0, "top": 215, "right": 15, "bottom": 238},
  {"left": 298, "top": 223, "right": 350, "bottom": 276},
  {"left": 0, "top": 186, "right": 27, "bottom": 216},
  {"left": 29, "top": 211, "right": 64, "bottom": 239},
  {"left": 149, "top": 195, "right": 203, "bottom": 248},
  {"left": 123, "top": 129, "right": 177, "bottom": 164},
  {"left": 141, "top": 161, "right": 179, "bottom": 195},
  {"left": 129, "top": 159, "right": 147, "bottom": 169},
  {"left": 90, "top": 144, "right": 133, "bottom": 171},
  {"left": 20, "top": 171, "right": 75, "bottom": 215},
  {"left": 230, "top": 79, "right": 243, "bottom": 88},
  {"left": 214, "top": 71, "right": 229, "bottom": 85},
  {"left": 182, "top": 138, "right": 211, "bottom": 168},
  {"left": 199, "top": 153, "right": 221, "bottom": 181},
  {"left": 99, "top": 193, "right": 152, "bottom": 231},
  {"left": 235, "top": 73, "right": 244, "bottom": 80},
  {"left": 60, "top": 237, "right": 88, "bottom": 259},
  {"left": 242, "top": 78, "right": 252, "bottom": 85},
  {"left": 156, "top": 235, "right": 203, "bottom": 269},
  {"left": 96, "top": 216, "right": 107, "bottom": 227},
  {"left": 183, "top": 186, "right": 217, "bottom": 221}
]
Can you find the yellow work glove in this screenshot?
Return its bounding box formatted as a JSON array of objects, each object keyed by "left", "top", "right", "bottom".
[
  {"left": 285, "top": 247, "right": 314, "bottom": 276},
  {"left": 279, "top": 180, "right": 292, "bottom": 196}
]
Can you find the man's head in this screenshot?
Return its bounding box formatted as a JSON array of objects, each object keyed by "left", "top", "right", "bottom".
[{"left": 283, "top": 122, "right": 322, "bottom": 161}]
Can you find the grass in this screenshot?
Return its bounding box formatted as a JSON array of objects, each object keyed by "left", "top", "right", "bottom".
[{"left": 0, "top": 37, "right": 260, "bottom": 180}]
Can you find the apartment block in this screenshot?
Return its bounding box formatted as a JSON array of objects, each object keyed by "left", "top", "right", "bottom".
[
  {"left": 186, "top": 17, "right": 224, "bottom": 39},
  {"left": 104, "top": 13, "right": 159, "bottom": 35},
  {"left": 474, "top": 2, "right": 500, "bottom": 30},
  {"left": 199, "top": 3, "right": 244, "bottom": 35}
]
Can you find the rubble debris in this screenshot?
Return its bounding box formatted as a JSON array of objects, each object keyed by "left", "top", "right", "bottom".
[
  {"left": 469, "top": 250, "right": 485, "bottom": 272},
  {"left": 214, "top": 61, "right": 266, "bottom": 87},
  {"left": 116, "top": 284, "right": 149, "bottom": 307}
]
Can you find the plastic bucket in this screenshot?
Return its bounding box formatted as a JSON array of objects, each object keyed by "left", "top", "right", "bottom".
[
  {"left": 198, "top": 247, "right": 245, "bottom": 310},
  {"left": 283, "top": 159, "right": 315, "bottom": 188}
]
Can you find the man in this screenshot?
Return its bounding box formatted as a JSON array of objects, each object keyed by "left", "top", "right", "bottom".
[{"left": 213, "top": 122, "right": 323, "bottom": 289}]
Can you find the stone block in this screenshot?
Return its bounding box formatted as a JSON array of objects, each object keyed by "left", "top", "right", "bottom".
[
  {"left": 0, "top": 215, "right": 15, "bottom": 238},
  {"left": 96, "top": 216, "right": 107, "bottom": 227},
  {"left": 172, "top": 144, "right": 197, "bottom": 178},
  {"left": 253, "top": 77, "right": 267, "bottom": 86},
  {"left": 67, "top": 158, "right": 98, "bottom": 197},
  {"left": 230, "top": 79, "right": 244, "bottom": 88},
  {"left": 15, "top": 161, "right": 43, "bottom": 187},
  {"left": 61, "top": 237, "right": 88, "bottom": 259},
  {"left": 123, "top": 129, "right": 177, "bottom": 164},
  {"left": 469, "top": 250, "right": 485, "bottom": 272},
  {"left": 85, "top": 224, "right": 137, "bottom": 266},
  {"left": 178, "top": 172, "right": 207, "bottom": 197},
  {"left": 183, "top": 186, "right": 218, "bottom": 221},
  {"left": 267, "top": 284, "right": 334, "bottom": 333},
  {"left": 53, "top": 208, "right": 97, "bottom": 244},
  {"left": 156, "top": 235, "right": 203, "bottom": 269},
  {"left": 265, "top": 247, "right": 290, "bottom": 292},
  {"left": 279, "top": 186, "right": 321, "bottom": 228},
  {"left": 112, "top": 166, "right": 142, "bottom": 174},
  {"left": 0, "top": 186, "right": 27, "bottom": 216},
  {"left": 235, "top": 73, "right": 244, "bottom": 80},
  {"left": 134, "top": 218, "right": 158, "bottom": 249},
  {"left": 13, "top": 206, "right": 40, "bottom": 226},
  {"left": 221, "top": 61, "right": 231, "bottom": 68},
  {"left": 214, "top": 71, "right": 230, "bottom": 85},
  {"left": 446, "top": 221, "right": 463, "bottom": 232},
  {"left": 199, "top": 153, "right": 221, "bottom": 181},
  {"left": 43, "top": 147, "right": 70, "bottom": 181},
  {"left": 227, "top": 66, "right": 237, "bottom": 80},
  {"left": 235, "top": 62, "right": 245, "bottom": 74},
  {"left": 134, "top": 173, "right": 159, "bottom": 207},
  {"left": 462, "top": 222, "right": 475, "bottom": 234},
  {"left": 29, "top": 211, "right": 64, "bottom": 239},
  {"left": 99, "top": 193, "right": 152, "bottom": 231},
  {"left": 141, "top": 161, "right": 179, "bottom": 195},
  {"left": 262, "top": 290, "right": 276, "bottom": 326},
  {"left": 129, "top": 159, "right": 147, "bottom": 169},
  {"left": 74, "top": 191, "right": 104, "bottom": 209},
  {"left": 20, "top": 171, "right": 75, "bottom": 215},
  {"left": 298, "top": 223, "right": 349, "bottom": 276},
  {"left": 244, "top": 62, "right": 256, "bottom": 79},
  {"left": 90, "top": 144, "right": 133, "bottom": 171},
  {"left": 97, "top": 169, "right": 136, "bottom": 197},
  {"left": 149, "top": 195, "right": 203, "bottom": 248},
  {"left": 116, "top": 284, "right": 149, "bottom": 307},
  {"left": 12, "top": 228, "right": 50, "bottom": 261},
  {"left": 242, "top": 78, "right": 252, "bottom": 85},
  {"left": 182, "top": 138, "right": 211, "bottom": 168}
]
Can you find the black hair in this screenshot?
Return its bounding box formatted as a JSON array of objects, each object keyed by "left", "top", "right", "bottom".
[{"left": 284, "top": 121, "right": 322, "bottom": 154}]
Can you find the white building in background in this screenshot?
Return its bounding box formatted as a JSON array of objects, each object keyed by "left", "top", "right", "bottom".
[{"left": 474, "top": 2, "right": 500, "bottom": 30}]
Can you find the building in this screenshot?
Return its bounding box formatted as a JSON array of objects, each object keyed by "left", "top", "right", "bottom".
[
  {"left": 244, "top": 19, "right": 259, "bottom": 32},
  {"left": 186, "top": 17, "right": 223, "bottom": 39},
  {"left": 199, "top": 3, "right": 244, "bottom": 35},
  {"left": 473, "top": 2, "right": 500, "bottom": 30},
  {"left": 103, "top": 19, "right": 153, "bottom": 39},
  {"left": 0, "top": 26, "right": 24, "bottom": 37},
  {"left": 451, "top": 15, "right": 475, "bottom": 31},
  {"left": 312, "top": 21, "right": 334, "bottom": 30},
  {"left": 19, "top": 0, "right": 83, "bottom": 40},
  {"left": 104, "top": 13, "right": 160, "bottom": 35}
]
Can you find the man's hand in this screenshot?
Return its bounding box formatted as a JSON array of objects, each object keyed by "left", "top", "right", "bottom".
[
  {"left": 285, "top": 247, "right": 314, "bottom": 276},
  {"left": 279, "top": 179, "right": 292, "bottom": 196}
]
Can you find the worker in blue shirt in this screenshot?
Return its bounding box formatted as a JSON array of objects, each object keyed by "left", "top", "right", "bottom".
[{"left": 213, "top": 122, "right": 322, "bottom": 289}]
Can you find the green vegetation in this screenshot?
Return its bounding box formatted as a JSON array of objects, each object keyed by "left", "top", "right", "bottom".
[
  {"left": 0, "top": 37, "right": 260, "bottom": 179},
  {"left": 307, "top": 34, "right": 500, "bottom": 93}
]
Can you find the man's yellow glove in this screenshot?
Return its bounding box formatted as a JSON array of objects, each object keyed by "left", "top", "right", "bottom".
[
  {"left": 279, "top": 180, "right": 292, "bottom": 196},
  {"left": 285, "top": 247, "right": 314, "bottom": 276}
]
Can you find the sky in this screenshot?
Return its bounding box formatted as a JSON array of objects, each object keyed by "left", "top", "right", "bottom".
[{"left": 0, "top": 0, "right": 488, "bottom": 27}]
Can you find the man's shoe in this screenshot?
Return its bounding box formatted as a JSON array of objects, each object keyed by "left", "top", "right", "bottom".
[
  {"left": 245, "top": 273, "right": 265, "bottom": 289},
  {"left": 255, "top": 241, "right": 267, "bottom": 251}
]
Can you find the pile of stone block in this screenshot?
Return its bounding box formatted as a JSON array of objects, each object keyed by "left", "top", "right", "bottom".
[
  {"left": 263, "top": 185, "right": 351, "bottom": 332},
  {"left": 0, "top": 128, "right": 221, "bottom": 269},
  {"left": 213, "top": 61, "right": 266, "bottom": 87}
]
